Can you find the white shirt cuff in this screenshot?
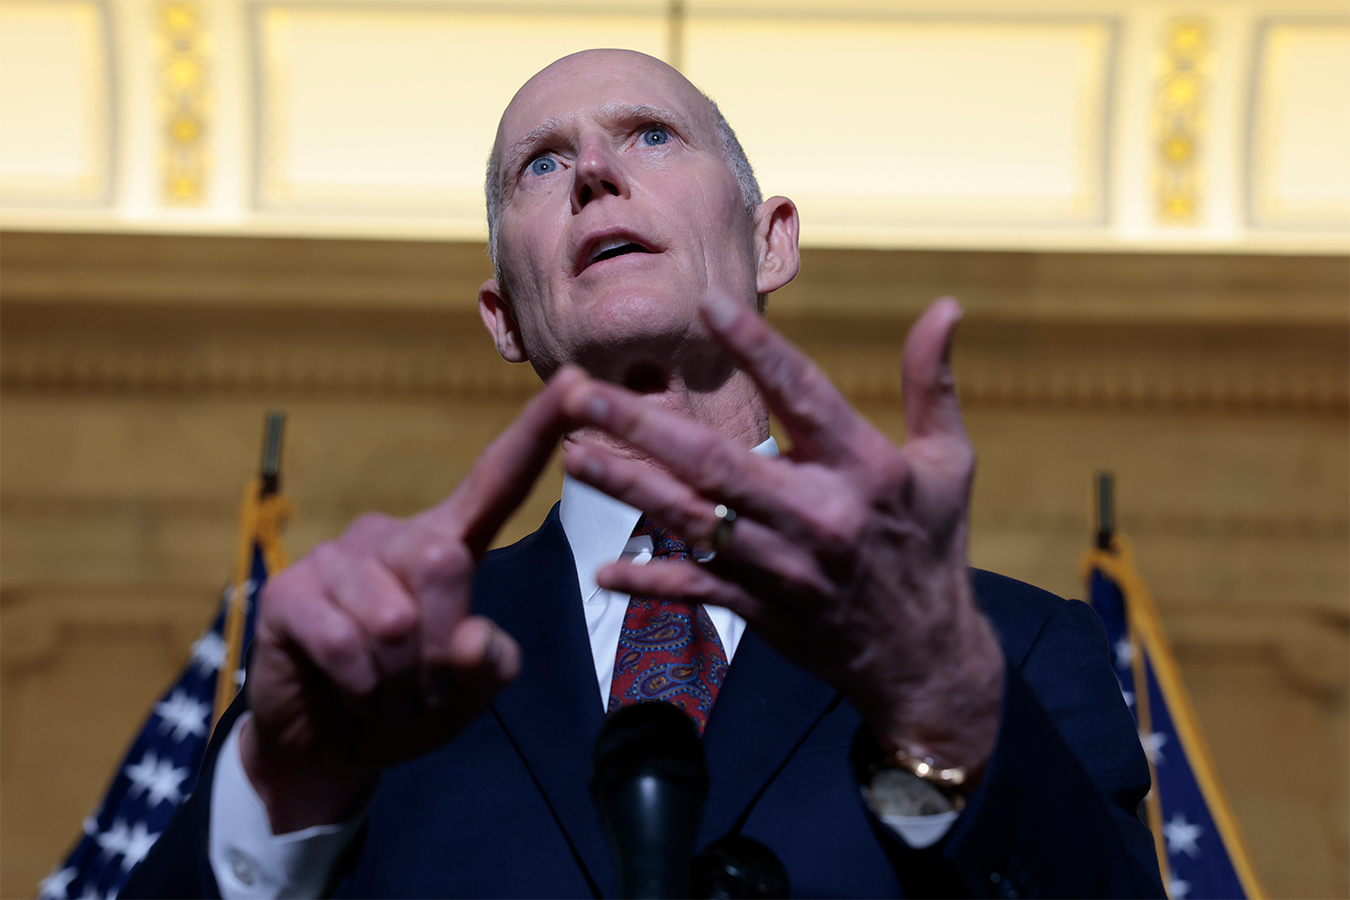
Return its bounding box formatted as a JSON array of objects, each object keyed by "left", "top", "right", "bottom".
[
  {"left": 209, "top": 713, "right": 365, "bottom": 899},
  {"left": 879, "top": 811, "right": 959, "bottom": 849}
]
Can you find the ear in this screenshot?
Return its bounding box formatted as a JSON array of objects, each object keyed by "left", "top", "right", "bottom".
[
  {"left": 753, "top": 195, "right": 801, "bottom": 295},
  {"left": 478, "top": 279, "right": 528, "bottom": 363}
]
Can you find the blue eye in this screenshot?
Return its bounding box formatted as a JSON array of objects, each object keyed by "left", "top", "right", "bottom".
[
  {"left": 641, "top": 126, "right": 670, "bottom": 146},
  {"left": 528, "top": 156, "right": 557, "bottom": 176}
]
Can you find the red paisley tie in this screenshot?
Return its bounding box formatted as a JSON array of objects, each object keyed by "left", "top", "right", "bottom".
[{"left": 606, "top": 517, "right": 729, "bottom": 735}]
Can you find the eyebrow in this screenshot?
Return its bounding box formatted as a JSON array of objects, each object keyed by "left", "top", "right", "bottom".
[{"left": 499, "top": 102, "right": 701, "bottom": 185}]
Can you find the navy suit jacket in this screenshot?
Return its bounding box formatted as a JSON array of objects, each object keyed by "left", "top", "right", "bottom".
[{"left": 126, "top": 506, "right": 1164, "bottom": 898}]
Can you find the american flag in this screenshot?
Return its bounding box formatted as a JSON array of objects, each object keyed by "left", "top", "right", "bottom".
[
  {"left": 39, "top": 418, "right": 291, "bottom": 900},
  {"left": 37, "top": 547, "right": 267, "bottom": 900},
  {"left": 1084, "top": 537, "right": 1266, "bottom": 900}
]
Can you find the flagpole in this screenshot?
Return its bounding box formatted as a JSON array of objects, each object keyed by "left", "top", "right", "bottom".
[
  {"left": 1095, "top": 471, "right": 1114, "bottom": 550},
  {"left": 213, "top": 412, "right": 290, "bottom": 725},
  {"left": 1096, "top": 473, "right": 1173, "bottom": 891},
  {"left": 261, "top": 410, "right": 283, "bottom": 497}
]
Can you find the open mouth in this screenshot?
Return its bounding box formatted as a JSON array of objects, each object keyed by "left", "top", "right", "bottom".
[
  {"left": 581, "top": 235, "right": 655, "bottom": 271},
  {"left": 622, "top": 361, "right": 667, "bottom": 394}
]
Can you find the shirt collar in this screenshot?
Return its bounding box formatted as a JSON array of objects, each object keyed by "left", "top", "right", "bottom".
[{"left": 560, "top": 436, "right": 778, "bottom": 603}]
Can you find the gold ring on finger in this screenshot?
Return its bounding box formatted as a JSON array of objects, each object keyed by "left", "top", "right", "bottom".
[{"left": 709, "top": 503, "right": 737, "bottom": 555}]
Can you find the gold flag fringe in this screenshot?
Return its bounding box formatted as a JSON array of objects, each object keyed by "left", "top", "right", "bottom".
[{"left": 213, "top": 476, "right": 292, "bottom": 725}]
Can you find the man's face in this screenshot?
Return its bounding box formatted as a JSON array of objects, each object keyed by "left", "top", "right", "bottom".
[{"left": 483, "top": 50, "right": 760, "bottom": 385}]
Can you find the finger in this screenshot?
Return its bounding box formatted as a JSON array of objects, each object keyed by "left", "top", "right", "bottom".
[
  {"left": 425, "top": 366, "right": 585, "bottom": 558},
  {"left": 381, "top": 526, "right": 476, "bottom": 682},
  {"left": 445, "top": 615, "right": 521, "bottom": 681},
  {"left": 561, "top": 381, "right": 787, "bottom": 520},
  {"left": 379, "top": 367, "right": 578, "bottom": 689},
  {"left": 564, "top": 441, "right": 830, "bottom": 580},
  {"left": 564, "top": 440, "right": 737, "bottom": 543},
  {"left": 259, "top": 566, "right": 380, "bottom": 700},
  {"left": 424, "top": 616, "right": 522, "bottom": 712},
  {"left": 596, "top": 559, "right": 766, "bottom": 623},
  {"left": 901, "top": 297, "right": 967, "bottom": 441},
  {"left": 311, "top": 543, "right": 421, "bottom": 709},
  {"left": 700, "top": 287, "right": 871, "bottom": 461}
]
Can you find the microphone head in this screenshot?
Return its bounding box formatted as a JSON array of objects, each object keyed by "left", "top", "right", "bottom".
[
  {"left": 691, "top": 835, "right": 790, "bottom": 899},
  {"left": 591, "top": 702, "right": 708, "bottom": 801},
  {"left": 591, "top": 703, "right": 709, "bottom": 898}
]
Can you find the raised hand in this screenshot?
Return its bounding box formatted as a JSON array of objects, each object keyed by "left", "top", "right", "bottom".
[
  {"left": 239, "top": 368, "right": 582, "bottom": 833},
  {"left": 559, "top": 292, "right": 1004, "bottom": 770}
]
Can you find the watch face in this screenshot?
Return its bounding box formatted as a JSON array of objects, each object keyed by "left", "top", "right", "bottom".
[{"left": 865, "top": 768, "right": 957, "bottom": 817}]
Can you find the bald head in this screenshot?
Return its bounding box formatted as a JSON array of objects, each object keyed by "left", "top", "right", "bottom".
[{"left": 484, "top": 49, "right": 761, "bottom": 272}]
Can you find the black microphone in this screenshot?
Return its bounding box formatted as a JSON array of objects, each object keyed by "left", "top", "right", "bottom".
[
  {"left": 691, "top": 835, "right": 790, "bottom": 899},
  {"left": 591, "top": 702, "right": 709, "bottom": 899}
]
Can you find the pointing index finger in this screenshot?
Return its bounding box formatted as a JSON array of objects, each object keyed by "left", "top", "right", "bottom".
[{"left": 427, "top": 366, "right": 583, "bottom": 558}]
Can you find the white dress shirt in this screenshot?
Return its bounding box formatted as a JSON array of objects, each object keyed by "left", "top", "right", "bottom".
[
  {"left": 562, "top": 448, "right": 752, "bottom": 706},
  {"left": 209, "top": 437, "right": 952, "bottom": 899}
]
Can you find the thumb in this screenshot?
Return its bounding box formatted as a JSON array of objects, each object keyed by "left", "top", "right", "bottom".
[{"left": 901, "top": 297, "right": 967, "bottom": 441}]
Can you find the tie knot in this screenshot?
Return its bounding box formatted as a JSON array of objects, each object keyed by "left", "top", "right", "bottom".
[{"left": 632, "top": 515, "right": 690, "bottom": 560}]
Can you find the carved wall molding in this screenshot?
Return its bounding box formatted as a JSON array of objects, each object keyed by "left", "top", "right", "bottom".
[
  {"left": 4, "top": 0, "right": 1345, "bottom": 252},
  {"left": 0, "top": 587, "right": 215, "bottom": 673},
  {"left": 1165, "top": 609, "right": 1349, "bottom": 699},
  {"left": 810, "top": 327, "right": 1349, "bottom": 413},
  {"left": 0, "top": 494, "right": 234, "bottom": 520},
  {"left": 3, "top": 307, "right": 1343, "bottom": 415},
  {"left": 0, "top": 311, "right": 541, "bottom": 401},
  {"left": 971, "top": 508, "right": 1349, "bottom": 543},
  {"left": 3, "top": 233, "right": 1345, "bottom": 415}
]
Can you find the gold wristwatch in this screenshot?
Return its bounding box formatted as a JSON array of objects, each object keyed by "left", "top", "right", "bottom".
[{"left": 859, "top": 743, "right": 973, "bottom": 817}]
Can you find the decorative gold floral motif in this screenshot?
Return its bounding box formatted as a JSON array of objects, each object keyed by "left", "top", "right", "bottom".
[
  {"left": 156, "top": 2, "right": 210, "bottom": 205},
  {"left": 1155, "top": 19, "right": 1209, "bottom": 223}
]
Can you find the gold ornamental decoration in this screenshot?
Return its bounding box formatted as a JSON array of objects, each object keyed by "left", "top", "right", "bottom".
[
  {"left": 156, "top": 1, "right": 210, "bottom": 205},
  {"left": 1154, "top": 19, "right": 1209, "bottom": 224}
]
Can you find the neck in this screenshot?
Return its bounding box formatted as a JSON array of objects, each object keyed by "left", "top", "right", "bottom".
[{"left": 570, "top": 367, "right": 769, "bottom": 464}]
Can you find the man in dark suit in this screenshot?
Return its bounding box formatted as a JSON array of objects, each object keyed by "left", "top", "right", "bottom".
[{"left": 127, "top": 49, "right": 1163, "bottom": 898}]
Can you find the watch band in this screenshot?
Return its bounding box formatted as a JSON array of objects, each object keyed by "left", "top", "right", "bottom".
[
  {"left": 887, "top": 746, "right": 969, "bottom": 793},
  {"left": 852, "top": 728, "right": 976, "bottom": 815}
]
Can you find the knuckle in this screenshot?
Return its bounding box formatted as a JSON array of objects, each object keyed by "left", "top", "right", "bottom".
[
  {"left": 739, "top": 316, "right": 775, "bottom": 359},
  {"left": 312, "top": 619, "right": 365, "bottom": 668},
  {"left": 254, "top": 580, "right": 285, "bottom": 622},
  {"left": 347, "top": 511, "right": 399, "bottom": 543},
  {"left": 771, "top": 355, "right": 815, "bottom": 403},
  {"left": 684, "top": 566, "right": 725, "bottom": 601},
  {"left": 869, "top": 451, "right": 910, "bottom": 494},
  {"left": 309, "top": 539, "right": 348, "bottom": 572},
  {"left": 402, "top": 534, "right": 473, "bottom": 585},
  {"left": 258, "top": 567, "right": 303, "bottom": 606},
  {"left": 367, "top": 594, "right": 418, "bottom": 643},
  {"left": 690, "top": 443, "right": 738, "bottom": 494},
  {"left": 807, "top": 495, "right": 866, "bottom": 550},
  {"left": 776, "top": 557, "right": 831, "bottom": 598}
]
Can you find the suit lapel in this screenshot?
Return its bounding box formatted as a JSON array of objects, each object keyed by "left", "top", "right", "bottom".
[
  {"left": 476, "top": 507, "right": 840, "bottom": 887},
  {"left": 475, "top": 508, "right": 614, "bottom": 897},
  {"left": 697, "top": 626, "right": 840, "bottom": 847}
]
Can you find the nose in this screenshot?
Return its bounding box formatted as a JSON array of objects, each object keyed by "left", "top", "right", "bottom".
[{"left": 571, "top": 134, "right": 627, "bottom": 212}]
